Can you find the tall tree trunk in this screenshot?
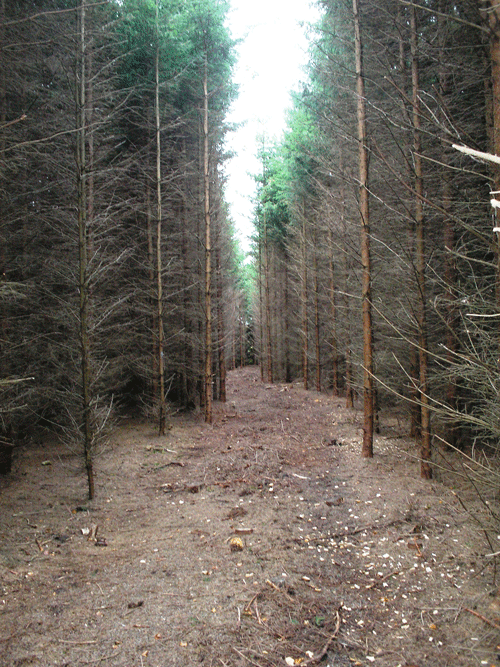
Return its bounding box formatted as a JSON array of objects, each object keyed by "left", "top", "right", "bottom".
[
  {"left": 284, "top": 256, "right": 292, "bottom": 383},
  {"left": 328, "top": 228, "right": 339, "bottom": 396},
  {"left": 76, "top": 0, "right": 94, "bottom": 499},
  {"left": 216, "top": 236, "right": 226, "bottom": 402},
  {"left": 203, "top": 56, "right": 212, "bottom": 424},
  {"left": 0, "top": 0, "right": 8, "bottom": 401},
  {"left": 155, "top": 0, "right": 167, "bottom": 435},
  {"left": 301, "top": 204, "right": 309, "bottom": 390},
  {"left": 481, "top": 3, "right": 500, "bottom": 366},
  {"left": 231, "top": 323, "right": 236, "bottom": 370},
  {"left": 397, "top": 0, "right": 421, "bottom": 439},
  {"left": 264, "top": 210, "right": 273, "bottom": 383},
  {"left": 438, "top": 2, "right": 458, "bottom": 447},
  {"left": 196, "top": 122, "right": 205, "bottom": 410},
  {"left": 411, "top": 5, "right": 432, "bottom": 478},
  {"left": 258, "top": 232, "right": 265, "bottom": 381},
  {"left": 313, "top": 230, "right": 321, "bottom": 392},
  {"left": 239, "top": 312, "right": 244, "bottom": 367},
  {"left": 353, "top": 0, "right": 373, "bottom": 457}
]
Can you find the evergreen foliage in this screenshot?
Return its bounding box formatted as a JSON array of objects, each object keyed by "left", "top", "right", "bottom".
[
  {"left": 3, "top": 0, "right": 500, "bottom": 494},
  {"left": 0, "top": 0, "right": 243, "bottom": 496},
  {"left": 252, "top": 0, "right": 500, "bottom": 472}
]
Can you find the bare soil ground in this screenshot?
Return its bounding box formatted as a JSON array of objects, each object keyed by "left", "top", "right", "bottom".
[{"left": 1, "top": 366, "right": 500, "bottom": 667}]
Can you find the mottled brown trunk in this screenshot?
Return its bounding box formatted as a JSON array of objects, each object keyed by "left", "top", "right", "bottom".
[
  {"left": 216, "top": 242, "right": 226, "bottom": 402},
  {"left": 0, "top": 0, "right": 8, "bottom": 398},
  {"left": 203, "top": 57, "right": 212, "bottom": 424},
  {"left": 86, "top": 47, "right": 94, "bottom": 246},
  {"left": 258, "top": 233, "right": 265, "bottom": 381},
  {"left": 301, "top": 206, "right": 309, "bottom": 390},
  {"left": 239, "top": 314, "right": 244, "bottom": 367},
  {"left": 439, "top": 3, "right": 458, "bottom": 448},
  {"left": 353, "top": 0, "right": 373, "bottom": 457},
  {"left": 155, "top": 0, "right": 166, "bottom": 435},
  {"left": 284, "top": 257, "right": 291, "bottom": 383},
  {"left": 313, "top": 230, "right": 321, "bottom": 392},
  {"left": 196, "top": 122, "right": 205, "bottom": 409},
  {"left": 77, "top": 0, "right": 94, "bottom": 499},
  {"left": 231, "top": 326, "right": 236, "bottom": 370},
  {"left": 264, "top": 212, "right": 273, "bottom": 383},
  {"left": 484, "top": 4, "right": 500, "bottom": 360},
  {"left": 397, "top": 0, "right": 421, "bottom": 439}
]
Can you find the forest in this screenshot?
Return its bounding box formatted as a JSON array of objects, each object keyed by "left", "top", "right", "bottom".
[
  {"left": 253, "top": 0, "right": 500, "bottom": 484},
  {"left": 0, "top": 0, "right": 247, "bottom": 497},
  {"left": 1, "top": 0, "right": 500, "bottom": 501},
  {"left": 2, "top": 2, "right": 500, "bottom": 665}
]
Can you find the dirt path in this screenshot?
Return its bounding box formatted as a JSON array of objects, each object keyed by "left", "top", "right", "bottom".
[{"left": 0, "top": 367, "right": 498, "bottom": 666}]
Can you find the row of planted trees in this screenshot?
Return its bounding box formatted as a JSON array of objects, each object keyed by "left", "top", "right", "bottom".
[
  {"left": 253, "top": 0, "right": 500, "bottom": 478},
  {"left": 0, "top": 0, "right": 251, "bottom": 497}
]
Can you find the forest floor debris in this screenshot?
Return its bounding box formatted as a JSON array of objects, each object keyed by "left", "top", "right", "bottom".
[{"left": 0, "top": 366, "right": 499, "bottom": 666}]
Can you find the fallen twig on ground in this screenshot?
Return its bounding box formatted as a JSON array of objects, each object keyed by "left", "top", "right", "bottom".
[
  {"left": 232, "top": 646, "right": 266, "bottom": 667},
  {"left": 463, "top": 606, "right": 500, "bottom": 630},
  {"left": 366, "top": 570, "right": 400, "bottom": 589},
  {"left": 301, "top": 605, "right": 342, "bottom": 665}
]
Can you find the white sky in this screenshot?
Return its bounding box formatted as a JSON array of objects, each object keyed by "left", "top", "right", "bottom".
[{"left": 224, "top": 0, "right": 320, "bottom": 253}]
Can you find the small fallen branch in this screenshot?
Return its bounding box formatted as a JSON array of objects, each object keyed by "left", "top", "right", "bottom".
[
  {"left": 463, "top": 606, "right": 500, "bottom": 630},
  {"left": 231, "top": 646, "right": 265, "bottom": 667},
  {"left": 265, "top": 578, "right": 295, "bottom": 602},
  {"left": 253, "top": 598, "right": 262, "bottom": 625},
  {"left": 301, "top": 605, "right": 342, "bottom": 665},
  {"left": 243, "top": 592, "right": 260, "bottom": 614},
  {"left": 366, "top": 570, "right": 400, "bottom": 589}
]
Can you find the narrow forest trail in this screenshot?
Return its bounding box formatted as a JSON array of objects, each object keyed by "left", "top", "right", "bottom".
[{"left": 0, "top": 367, "right": 498, "bottom": 667}]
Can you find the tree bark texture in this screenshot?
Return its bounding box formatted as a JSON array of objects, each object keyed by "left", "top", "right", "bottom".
[
  {"left": 313, "top": 229, "right": 321, "bottom": 392},
  {"left": 264, "top": 209, "right": 273, "bottom": 383},
  {"left": 203, "top": 56, "right": 212, "bottom": 424},
  {"left": 155, "top": 0, "right": 167, "bottom": 436},
  {"left": 353, "top": 0, "right": 374, "bottom": 457},
  {"left": 76, "top": 0, "right": 94, "bottom": 499},
  {"left": 284, "top": 257, "right": 292, "bottom": 383},
  {"left": 0, "top": 0, "right": 8, "bottom": 402},
  {"left": 216, "top": 239, "right": 226, "bottom": 402},
  {"left": 258, "top": 231, "right": 264, "bottom": 381},
  {"left": 301, "top": 205, "right": 309, "bottom": 391},
  {"left": 439, "top": 2, "right": 458, "bottom": 448},
  {"left": 482, "top": 3, "right": 500, "bottom": 365}
]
